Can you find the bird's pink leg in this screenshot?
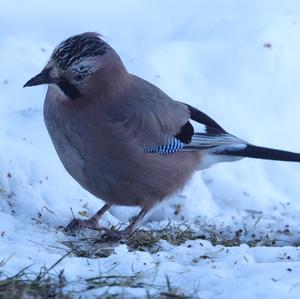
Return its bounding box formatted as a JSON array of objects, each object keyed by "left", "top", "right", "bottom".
[
  {"left": 102, "top": 205, "right": 153, "bottom": 241},
  {"left": 123, "top": 208, "right": 150, "bottom": 236},
  {"left": 65, "top": 203, "right": 111, "bottom": 232}
]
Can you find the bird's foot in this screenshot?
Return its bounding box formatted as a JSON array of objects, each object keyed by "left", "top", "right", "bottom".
[{"left": 64, "top": 217, "right": 100, "bottom": 233}]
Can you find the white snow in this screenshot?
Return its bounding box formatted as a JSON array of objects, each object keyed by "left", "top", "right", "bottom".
[{"left": 1, "top": 0, "right": 300, "bottom": 298}]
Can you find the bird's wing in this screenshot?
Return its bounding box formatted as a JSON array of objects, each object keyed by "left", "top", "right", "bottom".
[
  {"left": 141, "top": 103, "right": 247, "bottom": 155},
  {"left": 113, "top": 76, "right": 247, "bottom": 154}
]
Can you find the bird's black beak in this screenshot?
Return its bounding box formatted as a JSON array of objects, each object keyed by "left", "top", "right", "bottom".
[{"left": 23, "top": 68, "right": 53, "bottom": 88}]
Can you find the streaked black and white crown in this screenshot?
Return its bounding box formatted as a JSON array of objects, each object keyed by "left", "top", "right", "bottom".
[{"left": 52, "top": 32, "right": 107, "bottom": 70}]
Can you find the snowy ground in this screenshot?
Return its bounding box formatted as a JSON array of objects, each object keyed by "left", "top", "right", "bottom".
[{"left": 1, "top": 0, "right": 300, "bottom": 298}]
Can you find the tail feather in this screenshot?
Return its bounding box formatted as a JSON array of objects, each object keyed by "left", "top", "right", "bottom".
[{"left": 218, "top": 144, "right": 300, "bottom": 162}]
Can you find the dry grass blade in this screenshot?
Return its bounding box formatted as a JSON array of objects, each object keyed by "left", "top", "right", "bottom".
[{"left": 0, "top": 270, "right": 71, "bottom": 299}]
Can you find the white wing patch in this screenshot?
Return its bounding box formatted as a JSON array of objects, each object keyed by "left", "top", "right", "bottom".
[{"left": 189, "top": 119, "right": 207, "bottom": 134}]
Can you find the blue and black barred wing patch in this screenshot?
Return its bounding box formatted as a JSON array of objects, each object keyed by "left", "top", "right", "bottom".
[{"left": 143, "top": 138, "right": 184, "bottom": 155}]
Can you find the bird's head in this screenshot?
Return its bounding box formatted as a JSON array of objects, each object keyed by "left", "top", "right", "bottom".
[{"left": 24, "top": 32, "right": 120, "bottom": 99}]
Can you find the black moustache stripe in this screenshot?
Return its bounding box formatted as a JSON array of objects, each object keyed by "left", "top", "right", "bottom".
[{"left": 57, "top": 80, "right": 81, "bottom": 99}]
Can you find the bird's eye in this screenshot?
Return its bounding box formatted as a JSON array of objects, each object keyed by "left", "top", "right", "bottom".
[{"left": 73, "top": 71, "right": 88, "bottom": 81}]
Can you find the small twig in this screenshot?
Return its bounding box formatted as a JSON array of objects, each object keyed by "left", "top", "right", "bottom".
[
  {"left": 253, "top": 215, "right": 262, "bottom": 228},
  {"left": 70, "top": 207, "right": 75, "bottom": 219},
  {"left": 35, "top": 250, "right": 71, "bottom": 282},
  {"left": 41, "top": 206, "right": 55, "bottom": 214},
  {"left": 6, "top": 264, "right": 34, "bottom": 280}
]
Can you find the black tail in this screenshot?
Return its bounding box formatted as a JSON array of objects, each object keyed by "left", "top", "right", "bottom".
[{"left": 220, "top": 144, "right": 300, "bottom": 162}]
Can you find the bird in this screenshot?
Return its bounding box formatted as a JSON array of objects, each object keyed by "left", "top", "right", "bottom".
[{"left": 24, "top": 32, "right": 300, "bottom": 238}]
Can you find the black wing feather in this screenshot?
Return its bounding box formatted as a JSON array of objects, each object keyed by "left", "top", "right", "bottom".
[
  {"left": 175, "top": 104, "right": 227, "bottom": 144},
  {"left": 175, "top": 121, "right": 194, "bottom": 143},
  {"left": 187, "top": 104, "right": 226, "bottom": 134}
]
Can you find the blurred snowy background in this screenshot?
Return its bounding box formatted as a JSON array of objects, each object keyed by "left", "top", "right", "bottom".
[{"left": 1, "top": 0, "right": 300, "bottom": 298}]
